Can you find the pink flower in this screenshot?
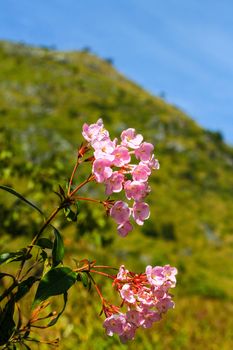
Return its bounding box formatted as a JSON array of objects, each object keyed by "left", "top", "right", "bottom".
[
  {"left": 141, "top": 309, "right": 161, "bottom": 328},
  {"left": 105, "top": 172, "right": 125, "bottom": 195},
  {"left": 119, "top": 323, "right": 137, "bottom": 343},
  {"left": 124, "top": 180, "right": 150, "bottom": 201},
  {"left": 82, "top": 119, "right": 108, "bottom": 143},
  {"left": 137, "top": 288, "right": 154, "bottom": 306},
  {"left": 103, "top": 313, "right": 126, "bottom": 336},
  {"left": 117, "top": 265, "right": 129, "bottom": 281},
  {"left": 121, "top": 128, "right": 143, "bottom": 149},
  {"left": 145, "top": 266, "right": 165, "bottom": 287},
  {"left": 163, "top": 265, "right": 178, "bottom": 288},
  {"left": 112, "top": 146, "right": 131, "bottom": 167},
  {"left": 146, "top": 265, "right": 178, "bottom": 289},
  {"left": 132, "top": 202, "right": 150, "bottom": 225},
  {"left": 117, "top": 221, "right": 133, "bottom": 237},
  {"left": 156, "top": 296, "right": 175, "bottom": 314},
  {"left": 126, "top": 310, "right": 144, "bottom": 327},
  {"left": 110, "top": 201, "right": 131, "bottom": 224},
  {"left": 120, "top": 284, "right": 136, "bottom": 304},
  {"left": 132, "top": 163, "right": 151, "bottom": 182},
  {"left": 93, "top": 139, "right": 116, "bottom": 161},
  {"left": 145, "top": 155, "right": 160, "bottom": 170},
  {"left": 92, "top": 159, "right": 113, "bottom": 183},
  {"left": 135, "top": 142, "right": 154, "bottom": 162}
]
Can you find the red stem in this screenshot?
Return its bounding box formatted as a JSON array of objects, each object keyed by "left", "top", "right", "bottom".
[
  {"left": 69, "top": 174, "right": 95, "bottom": 197},
  {"left": 90, "top": 270, "right": 115, "bottom": 280}
]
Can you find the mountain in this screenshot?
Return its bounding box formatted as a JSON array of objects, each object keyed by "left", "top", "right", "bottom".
[{"left": 0, "top": 40, "right": 233, "bottom": 349}]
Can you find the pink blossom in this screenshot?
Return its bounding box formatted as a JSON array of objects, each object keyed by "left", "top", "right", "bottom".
[
  {"left": 145, "top": 155, "right": 160, "bottom": 170},
  {"left": 126, "top": 310, "right": 144, "bottom": 327},
  {"left": 135, "top": 142, "right": 154, "bottom": 162},
  {"left": 103, "top": 313, "right": 126, "bottom": 336},
  {"left": 105, "top": 172, "right": 125, "bottom": 195},
  {"left": 121, "top": 128, "right": 143, "bottom": 149},
  {"left": 124, "top": 180, "right": 150, "bottom": 201},
  {"left": 145, "top": 265, "right": 165, "bottom": 287},
  {"left": 132, "top": 202, "right": 150, "bottom": 225},
  {"left": 117, "top": 265, "right": 129, "bottom": 281},
  {"left": 117, "top": 221, "right": 133, "bottom": 237},
  {"left": 156, "top": 296, "right": 175, "bottom": 314},
  {"left": 141, "top": 309, "right": 161, "bottom": 328},
  {"left": 120, "top": 284, "right": 136, "bottom": 304},
  {"left": 163, "top": 265, "right": 178, "bottom": 288},
  {"left": 132, "top": 163, "right": 151, "bottom": 182},
  {"left": 82, "top": 119, "right": 108, "bottom": 143},
  {"left": 146, "top": 265, "right": 177, "bottom": 289},
  {"left": 93, "top": 139, "right": 116, "bottom": 161},
  {"left": 110, "top": 201, "right": 131, "bottom": 224},
  {"left": 92, "top": 159, "right": 113, "bottom": 183},
  {"left": 119, "top": 323, "right": 137, "bottom": 343},
  {"left": 137, "top": 288, "right": 154, "bottom": 306},
  {"left": 112, "top": 146, "right": 131, "bottom": 167}
]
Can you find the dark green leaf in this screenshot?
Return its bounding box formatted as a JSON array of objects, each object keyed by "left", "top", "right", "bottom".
[
  {"left": 80, "top": 272, "right": 89, "bottom": 288},
  {"left": 15, "top": 276, "right": 38, "bottom": 302},
  {"left": 0, "top": 185, "right": 44, "bottom": 216},
  {"left": 63, "top": 206, "right": 78, "bottom": 222},
  {"left": 48, "top": 292, "right": 68, "bottom": 327},
  {"left": 0, "top": 250, "right": 32, "bottom": 265},
  {"left": 0, "top": 298, "right": 15, "bottom": 345},
  {"left": 36, "top": 238, "right": 53, "bottom": 249},
  {"left": 33, "top": 267, "right": 76, "bottom": 306},
  {"left": 52, "top": 228, "right": 64, "bottom": 267}
]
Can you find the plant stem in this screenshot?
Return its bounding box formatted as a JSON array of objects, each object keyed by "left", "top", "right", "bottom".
[
  {"left": 16, "top": 205, "right": 63, "bottom": 281},
  {"left": 69, "top": 174, "right": 95, "bottom": 197},
  {"left": 67, "top": 160, "right": 80, "bottom": 196},
  {"left": 74, "top": 196, "right": 102, "bottom": 204},
  {"left": 90, "top": 270, "right": 115, "bottom": 280}
]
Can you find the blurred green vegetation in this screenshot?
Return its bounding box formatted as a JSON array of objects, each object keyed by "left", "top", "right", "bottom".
[{"left": 0, "top": 40, "right": 233, "bottom": 349}]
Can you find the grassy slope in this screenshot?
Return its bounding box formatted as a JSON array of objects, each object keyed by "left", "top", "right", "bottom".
[{"left": 0, "top": 41, "right": 233, "bottom": 349}]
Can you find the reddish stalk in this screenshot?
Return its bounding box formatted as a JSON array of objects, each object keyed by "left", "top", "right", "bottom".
[
  {"left": 74, "top": 196, "right": 102, "bottom": 204},
  {"left": 69, "top": 174, "right": 95, "bottom": 197},
  {"left": 67, "top": 159, "right": 83, "bottom": 196},
  {"left": 90, "top": 270, "right": 115, "bottom": 280}
]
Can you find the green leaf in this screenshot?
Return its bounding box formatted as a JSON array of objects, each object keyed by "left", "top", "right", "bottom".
[
  {"left": 77, "top": 272, "right": 92, "bottom": 290},
  {"left": 48, "top": 292, "right": 68, "bottom": 327},
  {"left": 80, "top": 272, "right": 89, "bottom": 288},
  {"left": 0, "top": 185, "right": 44, "bottom": 216},
  {"left": 52, "top": 228, "right": 64, "bottom": 267},
  {"left": 15, "top": 276, "right": 38, "bottom": 302},
  {"left": 36, "top": 238, "right": 53, "bottom": 249},
  {"left": 0, "top": 249, "right": 32, "bottom": 265},
  {"left": 33, "top": 267, "right": 77, "bottom": 306},
  {"left": 0, "top": 298, "right": 15, "bottom": 345},
  {"left": 63, "top": 205, "right": 78, "bottom": 222}
]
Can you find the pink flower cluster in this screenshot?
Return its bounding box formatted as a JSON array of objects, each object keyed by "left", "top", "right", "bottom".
[
  {"left": 82, "top": 119, "right": 159, "bottom": 237},
  {"left": 103, "top": 264, "right": 177, "bottom": 343}
]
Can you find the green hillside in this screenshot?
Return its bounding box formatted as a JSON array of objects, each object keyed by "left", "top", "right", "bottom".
[{"left": 0, "top": 40, "right": 233, "bottom": 349}]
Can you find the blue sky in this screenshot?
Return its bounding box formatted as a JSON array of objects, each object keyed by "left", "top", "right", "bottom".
[{"left": 1, "top": 0, "right": 233, "bottom": 144}]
